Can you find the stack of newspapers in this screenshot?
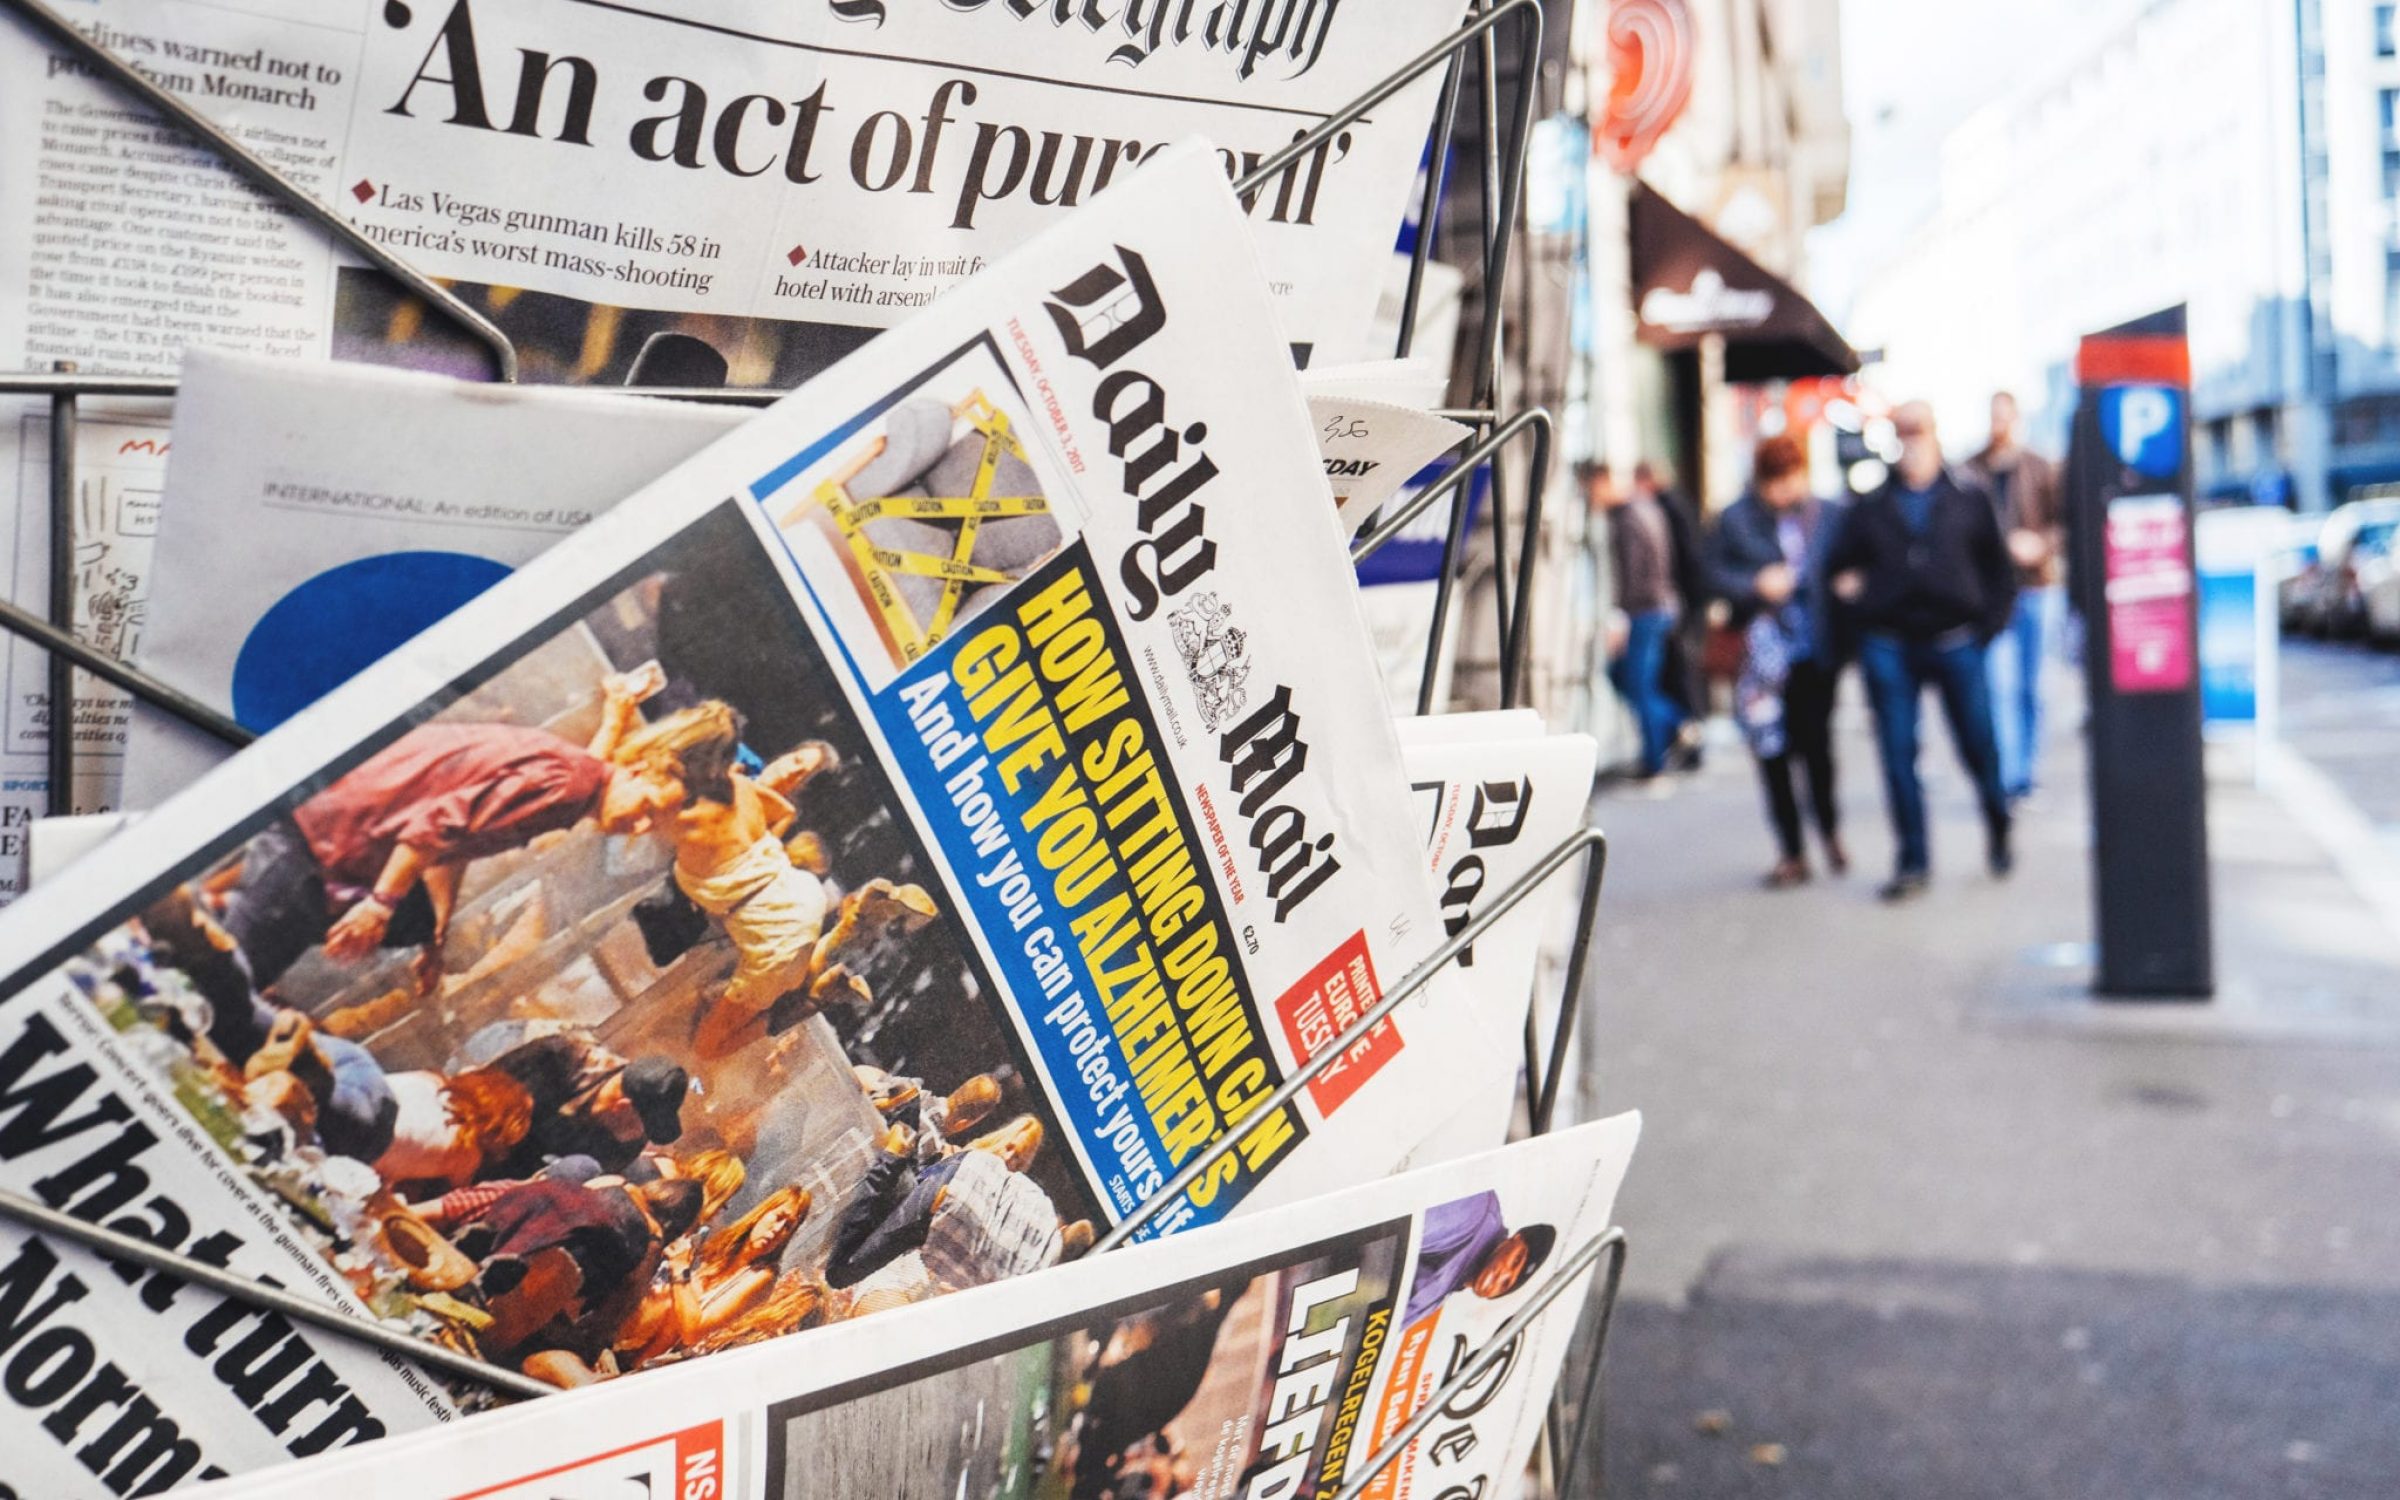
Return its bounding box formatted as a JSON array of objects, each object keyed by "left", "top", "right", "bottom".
[{"left": 0, "top": 5, "right": 1635, "bottom": 1498}]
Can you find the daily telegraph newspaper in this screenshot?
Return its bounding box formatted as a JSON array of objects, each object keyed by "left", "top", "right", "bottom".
[
  {"left": 0, "top": 0, "right": 1468, "bottom": 383},
  {"left": 120, "top": 351, "right": 747, "bottom": 809},
  {"left": 183, "top": 1116, "right": 1640, "bottom": 1500},
  {"left": 0, "top": 145, "right": 1495, "bottom": 1495}
]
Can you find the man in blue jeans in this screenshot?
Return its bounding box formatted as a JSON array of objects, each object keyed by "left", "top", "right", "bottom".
[
  {"left": 1590, "top": 461, "right": 1688, "bottom": 776},
  {"left": 1828, "top": 402, "right": 2019, "bottom": 902},
  {"left": 1965, "top": 392, "right": 2066, "bottom": 801}
]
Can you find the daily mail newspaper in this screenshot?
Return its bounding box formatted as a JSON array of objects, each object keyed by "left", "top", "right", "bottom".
[
  {"left": 180, "top": 1116, "right": 1640, "bottom": 1500},
  {"left": 0, "top": 146, "right": 1496, "bottom": 1495},
  {"left": 120, "top": 351, "right": 747, "bottom": 809},
  {"left": 1396, "top": 723, "right": 1601, "bottom": 1169},
  {"left": 0, "top": 0, "right": 1470, "bottom": 841}
]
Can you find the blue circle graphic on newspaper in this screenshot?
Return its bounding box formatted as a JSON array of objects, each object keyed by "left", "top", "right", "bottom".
[{"left": 233, "top": 551, "right": 513, "bottom": 732}]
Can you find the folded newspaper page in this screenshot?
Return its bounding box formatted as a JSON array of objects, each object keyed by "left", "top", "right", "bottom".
[
  {"left": 1299, "top": 357, "right": 1465, "bottom": 538},
  {"left": 119, "top": 352, "right": 747, "bottom": 810},
  {"left": 115, "top": 356, "right": 1458, "bottom": 819},
  {"left": 181, "top": 1115, "right": 1640, "bottom": 1500},
  {"left": 1396, "top": 726, "right": 1601, "bottom": 1169},
  {"left": 0, "top": 143, "right": 1497, "bottom": 1494},
  {"left": 0, "top": 0, "right": 1469, "bottom": 382},
  {"left": 27, "top": 812, "right": 133, "bottom": 889},
  {"left": 1307, "top": 399, "right": 1469, "bottom": 539}
]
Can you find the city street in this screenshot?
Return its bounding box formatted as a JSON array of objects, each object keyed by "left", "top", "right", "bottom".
[
  {"left": 1582, "top": 641, "right": 2400, "bottom": 1499},
  {"left": 2279, "top": 639, "right": 2400, "bottom": 852}
]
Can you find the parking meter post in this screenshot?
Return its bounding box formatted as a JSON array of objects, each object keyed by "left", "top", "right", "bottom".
[{"left": 2067, "top": 305, "right": 2215, "bottom": 999}]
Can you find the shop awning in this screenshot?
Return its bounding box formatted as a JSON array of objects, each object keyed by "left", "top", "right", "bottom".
[{"left": 1628, "top": 181, "right": 1860, "bottom": 383}]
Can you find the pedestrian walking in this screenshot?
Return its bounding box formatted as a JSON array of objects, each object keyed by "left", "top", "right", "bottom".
[
  {"left": 1634, "top": 460, "right": 1712, "bottom": 769},
  {"left": 1827, "top": 402, "right": 2018, "bottom": 902},
  {"left": 1707, "top": 434, "right": 1850, "bottom": 887},
  {"left": 1588, "top": 461, "right": 1690, "bottom": 777},
  {"left": 1963, "top": 391, "right": 2066, "bottom": 802}
]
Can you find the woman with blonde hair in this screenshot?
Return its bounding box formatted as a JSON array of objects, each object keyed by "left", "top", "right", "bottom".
[
  {"left": 640, "top": 725, "right": 938, "bottom": 1059},
  {"left": 964, "top": 1114, "right": 1044, "bottom": 1171},
  {"left": 671, "top": 1147, "right": 748, "bottom": 1224},
  {"left": 681, "top": 1270, "right": 833, "bottom": 1356}
]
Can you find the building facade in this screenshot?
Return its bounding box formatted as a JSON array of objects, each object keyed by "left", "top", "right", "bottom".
[
  {"left": 1523, "top": 0, "right": 1850, "bottom": 746},
  {"left": 1849, "top": 0, "right": 2400, "bottom": 513},
  {"left": 1580, "top": 0, "right": 1853, "bottom": 512}
]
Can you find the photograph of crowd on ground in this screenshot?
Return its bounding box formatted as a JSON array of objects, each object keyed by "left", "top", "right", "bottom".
[
  {"left": 773, "top": 352, "right": 1066, "bottom": 676},
  {"left": 59, "top": 500, "right": 1100, "bottom": 1392},
  {"left": 766, "top": 1227, "right": 1404, "bottom": 1500}
]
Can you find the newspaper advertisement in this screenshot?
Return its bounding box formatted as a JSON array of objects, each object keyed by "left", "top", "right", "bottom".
[
  {"left": 181, "top": 1115, "right": 1640, "bottom": 1500},
  {"left": 119, "top": 351, "right": 747, "bottom": 809},
  {"left": 0, "top": 144, "right": 1495, "bottom": 1492}
]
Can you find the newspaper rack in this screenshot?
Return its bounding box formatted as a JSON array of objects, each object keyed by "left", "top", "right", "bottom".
[
  {"left": 0, "top": 823, "right": 1620, "bottom": 1495},
  {"left": 1, "top": 2, "right": 1621, "bottom": 1494}
]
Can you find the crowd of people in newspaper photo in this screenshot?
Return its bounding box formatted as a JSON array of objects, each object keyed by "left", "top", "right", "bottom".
[{"left": 66, "top": 503, "right": 1105, "bottom": 1392}]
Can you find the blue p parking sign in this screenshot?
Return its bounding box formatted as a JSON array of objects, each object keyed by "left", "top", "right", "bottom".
[{"left": 2099, "top": 385, "right": 2185, "bottom": 479}]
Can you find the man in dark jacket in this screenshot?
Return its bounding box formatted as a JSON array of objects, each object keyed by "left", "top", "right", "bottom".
[{"left": 1827, "top": 402, "right": 2019, "bottom": 901}]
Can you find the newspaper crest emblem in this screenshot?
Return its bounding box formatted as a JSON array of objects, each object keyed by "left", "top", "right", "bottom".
[{"left": 1169, "top": 592, "right": 1250, "bottom": 730}]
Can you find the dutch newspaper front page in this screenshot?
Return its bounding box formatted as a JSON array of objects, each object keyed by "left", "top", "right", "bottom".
[
  {"left": 0, "top": 146, "right": 1497, "bottom": 1495},
  {"left": 0, "top": 0, "right": 1470, "bottom": 834},
  {"left": 181, "top": 1116, "right": 1640, "bottom": 1500}
]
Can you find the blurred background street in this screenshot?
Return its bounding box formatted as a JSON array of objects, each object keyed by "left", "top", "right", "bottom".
[
  {"left": 1580, "top": 642, "right": 2400, "bottom": 1497},
  {"left": 1512, "top": 1, "right": 2400, "bottom": 1491}
]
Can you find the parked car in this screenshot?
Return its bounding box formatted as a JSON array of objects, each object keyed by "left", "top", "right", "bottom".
[
  {"left": 2361, "top": 521, "right": 2400, "bottom": 643},
  {"left": 2285, "top": 498, "right": 2400, "bottom": 637}
]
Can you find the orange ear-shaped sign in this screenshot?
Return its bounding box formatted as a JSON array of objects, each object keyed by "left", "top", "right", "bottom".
[{"left": 1597, "top": 0, "right": 1698, "bottom": 174}]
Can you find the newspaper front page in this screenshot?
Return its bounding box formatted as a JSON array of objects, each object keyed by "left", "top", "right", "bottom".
[
  {"left": 1396, "top": 725, "right": 1601, "bottom": 1169},
  {"left": 0, "top": 0, "right": 1467, "bottom": 381},
  {"left": 181, "top": 1115, "right": 1640, "bottom": 1500},
  {"left": 0, "top": 144, "right": 1495, "bottom": 1493},
  {"left": 0, "top": 0, "right": 1470, "bottom": 841}
]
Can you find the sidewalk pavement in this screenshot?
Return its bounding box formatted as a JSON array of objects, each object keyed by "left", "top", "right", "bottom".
[{"left": 1577, "top": 674, "right": 2400, "bottom": 1498}]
